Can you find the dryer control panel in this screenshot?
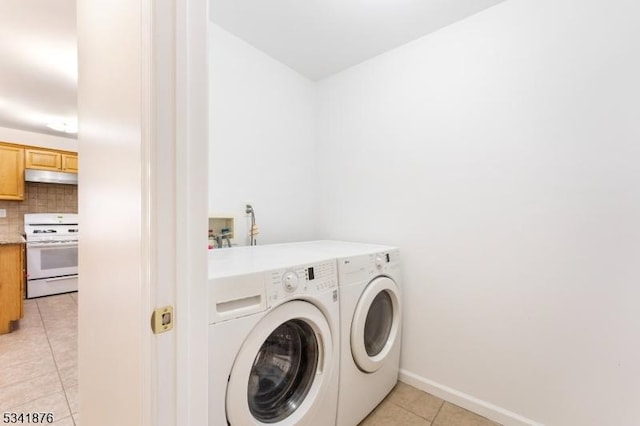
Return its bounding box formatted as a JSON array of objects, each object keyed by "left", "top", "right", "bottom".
[
  {"left": 266, "top": 260, "right": 337, "bottom": 305},
  {"left": 338, "top": 249, "right": 401, "bottom": 282}
]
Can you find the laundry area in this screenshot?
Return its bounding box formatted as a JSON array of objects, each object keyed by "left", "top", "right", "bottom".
[{"left": 204, "top": 0, "right": 640, "bottom": 425}]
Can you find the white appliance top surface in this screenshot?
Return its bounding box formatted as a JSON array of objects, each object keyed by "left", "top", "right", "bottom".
[
  {"left": 282, "top": 240, "right": 398, "bottom": 258},
  {"left": 208, "top": 240, "right": 397, "bottom": 279},
  {"left": 24, "top": 213, "right": 78, "bottom": 225},
  {"left": 209, "top": 244, "right": 335, "bottom": 279}
]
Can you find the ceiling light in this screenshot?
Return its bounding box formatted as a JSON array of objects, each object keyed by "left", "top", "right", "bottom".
[{"left": 46, "top": 121, "right": 77, "bottom": 134}]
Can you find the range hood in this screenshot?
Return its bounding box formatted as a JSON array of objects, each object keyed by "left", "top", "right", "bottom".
[{"left": 25, "top": 169, "right": 78, "bottom": 185}]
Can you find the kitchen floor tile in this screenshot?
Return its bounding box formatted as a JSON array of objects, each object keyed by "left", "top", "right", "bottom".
[
  {"left": 53, "top": 416, "right": 75, "bottom": 426},
  {"left": 0, "top": 353, "right": 57, "bottom": 388},
  {"left": 7, "top": 391, "right": 71, "bottom": 424},
  {"left": 0, "top": 372, "right": 63, "bottom": 413},
  {"left": 0, "top": 327, "right": 48, "bottom": 349},
  {"left": 0, "top": 342, "right": 53, "bottom": 370},
  {"left": 37, "top": 295, "right": 76, "bottom": 321},
  {"left": 0, "top": 294, "right": 78, "bottom": 423}
]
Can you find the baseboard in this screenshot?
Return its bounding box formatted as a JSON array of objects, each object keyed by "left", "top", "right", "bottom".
[{"left": 398, "top": 369, "right": 545, "bottom": 426}]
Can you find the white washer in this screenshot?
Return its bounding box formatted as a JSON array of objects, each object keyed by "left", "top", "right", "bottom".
[
  {"left": 208, "top": 245, "right": 340, "bottom": 426},
  {"left": 275, "top": 241, "right": 402, "bottom": 426}
]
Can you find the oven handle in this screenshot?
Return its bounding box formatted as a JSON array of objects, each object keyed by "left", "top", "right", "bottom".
[{"left": 27, "top": 242, "right": 79, "bottom": 248}]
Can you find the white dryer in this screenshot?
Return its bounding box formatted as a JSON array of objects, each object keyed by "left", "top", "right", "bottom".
[
  {"left": 276, "top": 241, "right": 402, "bottom": 426},
  {"left": 208, "top": 246, "right": 340, "bottom": 426}
]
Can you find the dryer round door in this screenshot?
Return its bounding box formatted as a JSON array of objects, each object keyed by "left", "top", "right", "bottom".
[
  {"left": 226, "top": 300, "right": 334, "bottom": 425},
  {"left": 351, "top": 276, "right": 401, "bottom": 373}
]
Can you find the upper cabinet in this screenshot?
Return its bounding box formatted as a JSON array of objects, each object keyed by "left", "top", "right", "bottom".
[
  {"left": 0, "top": 143, "right": 25, "bottom": 200},
  {"left": 61, "top": 153, "right": 78, "bottom": 173},
  {"left": 25, "top": 148, "right": 61, "bottom": 171},
  {"left": 0, "top": 143, "right": 78, "bottom": 200},
  {"left": 25, "top": 148, "right": 78, "bottom": 174}
]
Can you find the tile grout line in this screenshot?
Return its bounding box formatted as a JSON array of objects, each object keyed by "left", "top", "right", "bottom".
[
  {"left": 37, "top": 297, "right": 76, "bottom": 425},
  {"left": 431, "top": 399, "right": 446, "bottom": 425}
]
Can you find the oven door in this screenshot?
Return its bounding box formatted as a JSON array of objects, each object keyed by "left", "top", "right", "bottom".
[{"left": 27, "top": 242, "right": 78, "bottom": 280}]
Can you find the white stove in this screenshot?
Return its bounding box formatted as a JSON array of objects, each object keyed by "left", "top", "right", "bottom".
[
  {"left": 25, "top": 213, "right": 79, "bottom": 244},
  {"left": 24, "top": 213, "right": 79, "bottom": 298}
]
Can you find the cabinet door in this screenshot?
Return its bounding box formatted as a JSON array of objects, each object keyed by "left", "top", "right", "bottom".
[
  {"left": 25, "top": 148, "right": 62, "bottom": 171},
  {"left": 62, "top": 153, "right": 78, "bottom": 173},
  {"left": 0, "top": 144, "right": 25, "bottom": 200},
  {"left": 0, "top": 244, "right": 24, "bottom": 334}
]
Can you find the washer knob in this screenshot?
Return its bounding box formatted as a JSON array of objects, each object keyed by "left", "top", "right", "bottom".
[
  {"left": 375, "top": 254, "right": 385, "bottom": 268},
  {"left": 283, "top": 271, "right": 299, "bottom": 291}
]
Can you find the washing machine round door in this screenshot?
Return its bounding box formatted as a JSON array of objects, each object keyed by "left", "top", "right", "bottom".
[
  {"left": 351, "top": 276, "right": 401, "bottom": 373},
  {"left": 226, "top": 300, "right": 333, "bottom": 425}
]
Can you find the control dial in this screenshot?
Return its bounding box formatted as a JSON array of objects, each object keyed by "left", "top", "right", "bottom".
[
  {"left": 375, "top": 254, "right": 385, "bottom": 268},
  {"left": 282, "top": 271, "right": 299, "bottom": 292}
]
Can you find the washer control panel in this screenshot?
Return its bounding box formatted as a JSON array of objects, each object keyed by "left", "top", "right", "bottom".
[{"left": 267, "top": 260, "right": 337, "bottom": 304}]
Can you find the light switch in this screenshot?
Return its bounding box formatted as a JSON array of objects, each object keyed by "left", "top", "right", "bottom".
[{"left": 0, "top": 209, "right": 6, "bottom": 218}]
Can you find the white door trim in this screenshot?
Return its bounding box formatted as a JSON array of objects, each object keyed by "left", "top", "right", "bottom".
[
  {"left": 174, "top": 0, "right": 210, "bottom": 424},
  {"left": 150, "top": 0, "right": 210, "bottom": 424}
]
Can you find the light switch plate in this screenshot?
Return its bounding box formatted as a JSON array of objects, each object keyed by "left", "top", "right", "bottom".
[{"left": 0, "top": 209, "right": 6, "bottom": 218}]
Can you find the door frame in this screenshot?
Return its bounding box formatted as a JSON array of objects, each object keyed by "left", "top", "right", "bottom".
[{"left": 173, "top": 0, "right": 210, "bottom": 424}]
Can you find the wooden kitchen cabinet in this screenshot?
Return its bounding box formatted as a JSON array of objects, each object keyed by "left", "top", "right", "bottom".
[
  {"left": 25, "top": 148, "right": 78, "bottom": 173},
  {"left": 61, "top": 153, "right": 78, "bottom": 172},
  {"left": 25, "top": 148, "right": 62, "bottom": 171},
  {"left": 0, "top": 243, "right": 25, "bottom": 335},
  {"left": 0, "top": 143, "right": 25, "bottom": 200}
]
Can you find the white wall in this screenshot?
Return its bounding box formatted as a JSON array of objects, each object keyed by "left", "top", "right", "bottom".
[
  {"left": 209, "top": 24, "right": 318, "bottom": 246},
  {"left": 0, "top": 125, "right": 78, "bottom": 152},
  {"left": 316, "top": 0, "right": 640, "bottom": 425}
]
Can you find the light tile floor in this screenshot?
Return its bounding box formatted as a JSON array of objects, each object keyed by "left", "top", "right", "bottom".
[
  {"left": 2, "top": 293, "right": 498, "bottom": 426},
  {"left": 360, "top": 382, "right": 501, "bottom": 426},
  {"left": 0, "top": 293, "right": 78, "bottom": 426}
]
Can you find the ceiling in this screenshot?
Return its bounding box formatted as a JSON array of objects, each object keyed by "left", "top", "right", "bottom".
[
  {"left": 0, "top": 0, "right": 77, "bottom": 139},
  {"left": 210, "top": 0, "right": 506, "bottom": 81},
  {"left": 0, "top": 0, "right": 505, "bottom": 139}
]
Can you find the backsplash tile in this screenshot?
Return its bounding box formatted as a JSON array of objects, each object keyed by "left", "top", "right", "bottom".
[{"left": 0, "top": 183, "right": 77, "bottom": 235}]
